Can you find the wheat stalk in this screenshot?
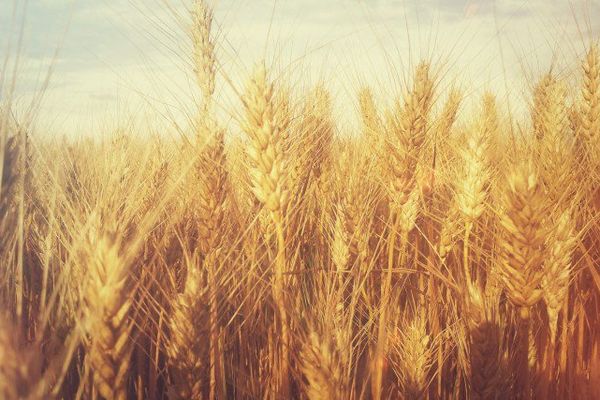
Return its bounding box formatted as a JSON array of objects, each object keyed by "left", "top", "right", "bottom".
[
  {"left": 456, "top": 94, "right": 495, "bottom": 288},
  {"left": 166, "top": 255, "right": 207, "bottom": 400},
  {"left": 437, "top": 87, "right": 462, "bottom": 138},
  {"left": 190, "top": 3, "right": 231, "bottom": 395},
  {"left": 300, "top": 330, "right": 348, "bottom": 400},
  {"left": 372, "top": 62, "right": 434, "bottom": 400},
  {"left": 303, "top": 84, "right": 334, "bottom": 180},
  {"left": 331, "top": 203, "right": 350, "bottom": 276},
  {"left": 359, "top": 86, "right": 382, "bottom": 146},
  {"left": 497, "top": 162, "right": 549, "bottom": 399},
  {"left": 82, "top": 226, "right": 135, "bottom": 400},
  {"left": 532, "top": 74, "right": 574, "bottom": 201},
  {"left": 0, "top": 315, "right": 35, "bottom": 400},
  {"left": 465, "top": 286, "right": 502, "bottom": 400},
  {"left": 384, "top": 62, "right": 434, "bottom": 210},
  {"left": 0, "top": 131, "right": 25, "bottom": 327},
  {"left": 542, "top": 210, "right": 576, "bottom": 343},
  {"left": 389, "top": 314, "right": 434, "bottom": 399},
  {"left": 241, "top": 62, "right": 291, "bottom": 397}
]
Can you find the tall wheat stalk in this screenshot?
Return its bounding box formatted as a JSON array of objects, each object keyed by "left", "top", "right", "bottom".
[
  {"left": 166, "top": 254, "right": 207, "bottom": 399},
  {"left": 189, "top": 2, "right": 230, "bottom": 397},
  {"left": 241, "top": 63, "right": 291, "bottom": 398},
  {"left": 456, "top": 95, "right": 494, "bottom": 289},
  {"left": 82, "top": 225, "right": 135, "bottom": 400},
  {"left": 372, "top": 62, "right": 434, "bottom": 400},
  {"left": 497, "top": 163, "right": 548, "bottom": 399}
]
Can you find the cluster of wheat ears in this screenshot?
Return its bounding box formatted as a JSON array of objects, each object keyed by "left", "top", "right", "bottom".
[{"left": 1, "top": 1, "right": 600, "bottom": 399}]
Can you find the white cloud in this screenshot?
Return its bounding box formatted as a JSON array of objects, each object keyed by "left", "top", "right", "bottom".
[{"left": 3, "top": 0, "right": 599, "bottom": 134}]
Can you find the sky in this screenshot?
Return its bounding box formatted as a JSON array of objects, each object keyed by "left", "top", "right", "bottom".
[{"left": 2, "top": 0, "right": 600, "bottom": 135}]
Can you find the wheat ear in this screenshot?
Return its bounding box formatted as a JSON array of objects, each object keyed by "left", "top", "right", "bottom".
[
  {"left": 533, "top": 74, "right": 573, "bottom": 199},
  {"left": 192, "top": 0, "right": 216, "bottom": 112},
  {"left": 389, "top": 314, "right": 434, "bottom": 399},
  {"left": 437, "top": 87, "right": 462, "bottom": 138},
  {"left": 580, "top": 44, "right": 600, "bottom": 148},
  {"left": 166, "top": 257, "right": 207, "bottom": 400},
  {"left": 497, "top": 163, "right": 548, "bottom": 316},
  {"left": 300, "top": 330, "right": 348, "bottom": 400},
  {"left": 82, "top": 229, "right": 135, "bottom": 400},
  {"left": 456, "top": 94, "right": 494, "bottom": 288},
  {"left": 542, "top": 210, "right": 576, "bottom": 343},
  {"left": 359, "top": 86, "right": 382, "bottom": 145}
]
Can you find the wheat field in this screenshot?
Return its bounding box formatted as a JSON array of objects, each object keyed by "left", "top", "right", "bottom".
[{"left": 1, "top": 1, "right": 600, "bottom": 399}]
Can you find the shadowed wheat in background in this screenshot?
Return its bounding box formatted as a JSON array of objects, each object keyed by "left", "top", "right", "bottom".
[{"left": 1, "top": 0, "right": 600, "bottom": 399}]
